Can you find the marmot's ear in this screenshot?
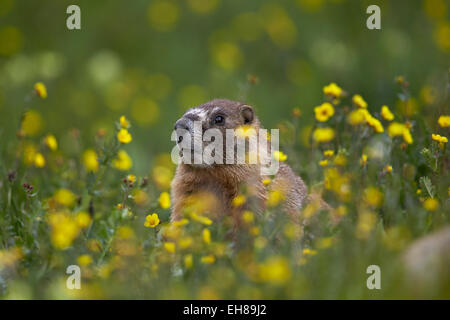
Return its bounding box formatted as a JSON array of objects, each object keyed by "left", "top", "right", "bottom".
[{"left": 240, "top": 105, "right": 254, "bottom": 124}]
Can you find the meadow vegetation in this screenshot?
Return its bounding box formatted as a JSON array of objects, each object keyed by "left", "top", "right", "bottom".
[{"left": 0, "top": 0, "right": 449, "bottom": 299}]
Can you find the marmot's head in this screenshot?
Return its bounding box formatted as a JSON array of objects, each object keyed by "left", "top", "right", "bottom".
[{"left": 173, "top": 99, "right": 261, "bottom": 167}]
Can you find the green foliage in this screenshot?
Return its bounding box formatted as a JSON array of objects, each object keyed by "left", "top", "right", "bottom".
[{"left": 0, "top": 0, "right": 449, "bottom": 300}]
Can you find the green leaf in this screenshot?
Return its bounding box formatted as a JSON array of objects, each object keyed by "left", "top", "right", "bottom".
[
  {"left": 420, "top": 148, "right": 437, "bottom": 172},
  {"left": 419, "top": 176, "right": 436, "bottom": 198}
]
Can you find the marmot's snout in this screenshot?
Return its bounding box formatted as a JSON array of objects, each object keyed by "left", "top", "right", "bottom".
[
  {"left": 174, "top": 116, "right": 193, "bottom": 145},
  {"left": 174, "top": 110, "right": 208, "bottom": 166}
]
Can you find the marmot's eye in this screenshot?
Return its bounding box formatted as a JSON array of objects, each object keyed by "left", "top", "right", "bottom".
[{"left": 214, "top": 115, "right": 225, "bottom": 125}]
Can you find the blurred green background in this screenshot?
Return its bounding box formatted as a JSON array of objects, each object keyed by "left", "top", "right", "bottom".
[{"left": 0, "top": 0, "right": 448, "bottom": 174}]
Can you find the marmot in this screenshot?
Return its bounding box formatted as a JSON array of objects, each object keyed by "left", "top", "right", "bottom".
[{"left": 170, "top": 99, "right": 324, "bottom": 225}]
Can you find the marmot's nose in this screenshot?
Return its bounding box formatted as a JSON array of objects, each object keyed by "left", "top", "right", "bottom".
[
  {"left": 174, "top": 118, "right": 192, "bottom": 144},
  {"left": 174, "top": 118, "right": 191, "bottom": 131},
  {"left": 174, "top": 120, "right": 185, "bottom": 131}
]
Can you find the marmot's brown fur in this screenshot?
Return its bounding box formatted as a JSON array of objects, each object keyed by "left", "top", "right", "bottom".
[{"left": 170, "top": 99, "right": 327, "bottom": 225}]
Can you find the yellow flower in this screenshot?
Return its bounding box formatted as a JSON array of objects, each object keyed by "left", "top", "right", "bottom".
[
  {"left": 242, "top": 210, "right": 254, "bottom": 223},
  {"left": 163, "top": 225, "right": 182, "bottom": 240},
  {"left": 152, "top": 165, "right": 173, "bottom": 190},
  {"left": 438, "top": 115, "right": 450, "bottom": 127},
  {"left": 232, "top": 194, "right": 246, "bottom": 207},
  {"left": 44, "top": 134, "right": 57, "bottom": 151},
  {"left": 144, "top": 213, "right": 160, "bottom": 228},
  {"left": 133, "top": 189, "right": 148, "bottom": 207},
  {"left": 319, "top": 159, "right": 328, "bottom": 167},
  {"left": 356, "top": 211, "right": 377, "bottom": 239},
  {"left": 187, "top": 0, "right": 219, "bottom": 14},
  {"left": 97, "top": 264, "right": 112, "bottom": 278},
  {"left": 347, "top": 108, "right": 369, "bottom": 125},
  {"left": 333, "top": 154, "right": 348, "bottom": 166},
  {"left": 323, "top": 150, "right": 334, "bottom": 157},
  {"left": 34, "top": 152, "right": 45, "bottom": 168},
  {"left": 184, "top": 254, "right": 193, "bottom": 268},
  {"left": 257, "top": 256, "right": 291, "bottom": 285},
  {"left": 363, "top": 187, "right": 384, "bottom": 208},
  {"left": 82, "top": 149, "right": 99, "bottom": 172},
  {"left": 423, "top": 198, "right": 438, "bottom": 211},
  {"left": 34, "top": 82, "right": 47, "bottom": 99},
  {"left": 324, "top": 168, "right": 351, "bottom": 201},
  {"left": 387, "top": 122, "right": 413, "bottom": 144},
  {"left": 323, "top": 82, "right": 343, "bottom": 98},
  {"left": 200, "top": 255, "right": 215, "bottom": 264},
  {"left": 312, "top": 127, "right": 335, "bottom": 143},
  {"left": 302, "top": 201, "right": 320, "bottom": 219},
  {"left": 48, "top": 213, "right": 80, "bottom": 250},
  {"left": 384, "top": 165, "right": 393, "bottom": 173},
  {"left": 164, "top": 242, "right": 176, "bottom": 253},
  {"left": 348, "top": 106, "right": 383, "bottom": 132},
  {"left": 283, "top": 224, "right": 299, "bottom": 239},
  {"left": 172, "top": 218, "right": 189, "bottom": 227},
  {"left": 75, "top": 211, "right": 91, "bottom": 228},
  {"left": 365, "top": 115, "right": 384, "bottom": 133},
  {"left": 113, "top": 150, "right": 133, "bottom": 171},
  {"left": 387, "top": 122, "right": 405, "bottom": 136},
  {"left": 316, "top": 236, "right": 336, "bottom": 249},
  {"left": 352, "top": 94, "right": 367, "bottom": 108},
  {"left": 262, "top": 178, "right": 271, "bottom": 186},
  {"left": 21, "top": 110, "right": 43, "bottom": 136},
  {"left": 77, "top": 254, "right": 93, "bottom": 266},
  {"left": 335, "top": 205, "right": 348, "bottom": 217},
  {"left": 267, "top": 190, "right": 285, "bottom": 207},
  {"left": 147, "top": 0, "right": 180, "bottom": 32},
  {"left": 54, "top": 188, "right": 76, "bottom": 207},
  {"left": 381, "top": 105, "right": 394, "bottom": 121},
  {"left": 126, "top": 174, "right": 136, "bottom": 183},
  {"left": 117, "top": 226, "right": 134, "bottom": 239},
  {"left": 250, "top": 226, "right": 260, "bottom": 236},
  {"left": 434, "top": 21, "right": 450, "bottom": 52},
  {"left": 119, "top": 115, "right": 130, "bottom": 128},
  {"left": 117, "top": 128, "right": 132, "bottom": 144},
  {"left": 314, "top": 102, "right": 335, "bottom": 122},
  {"left": 273, "top": 150, "right": 287, "bottom": 161},
  {"left": 23, "top": 143, "right": 37, "bottom": 165},
  {"left": 273, "top": 151, "right": 287, "bottom": 162},
  {"left": 302, "top": 248, "right": 318, "bottom": 256},
  {"left": 178, "top": 236, "right": 193, "bottom": 249},
  {"left": 235, "top": 125, "right": 256, "bottom": 138},
  {"left": 190, "top": 212, "right": 213, "bottom": 225},
  {"left": 159, "top": 192, "right": 171, "bottom": 209},
  {"left": 431, "top": 134, "right": 448, "bottom": 144},
  {"left": 402, "top": 128, "right": 413, "bottom": 144},
  {"left": 202, "top": 228, "right": 211, "bottom": 244},
  {"left": 360, "top": 154, "right": 368, "bottom": 166},
  {"left": 416, "top": 189, "right": 422, "bottom": 195}
]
